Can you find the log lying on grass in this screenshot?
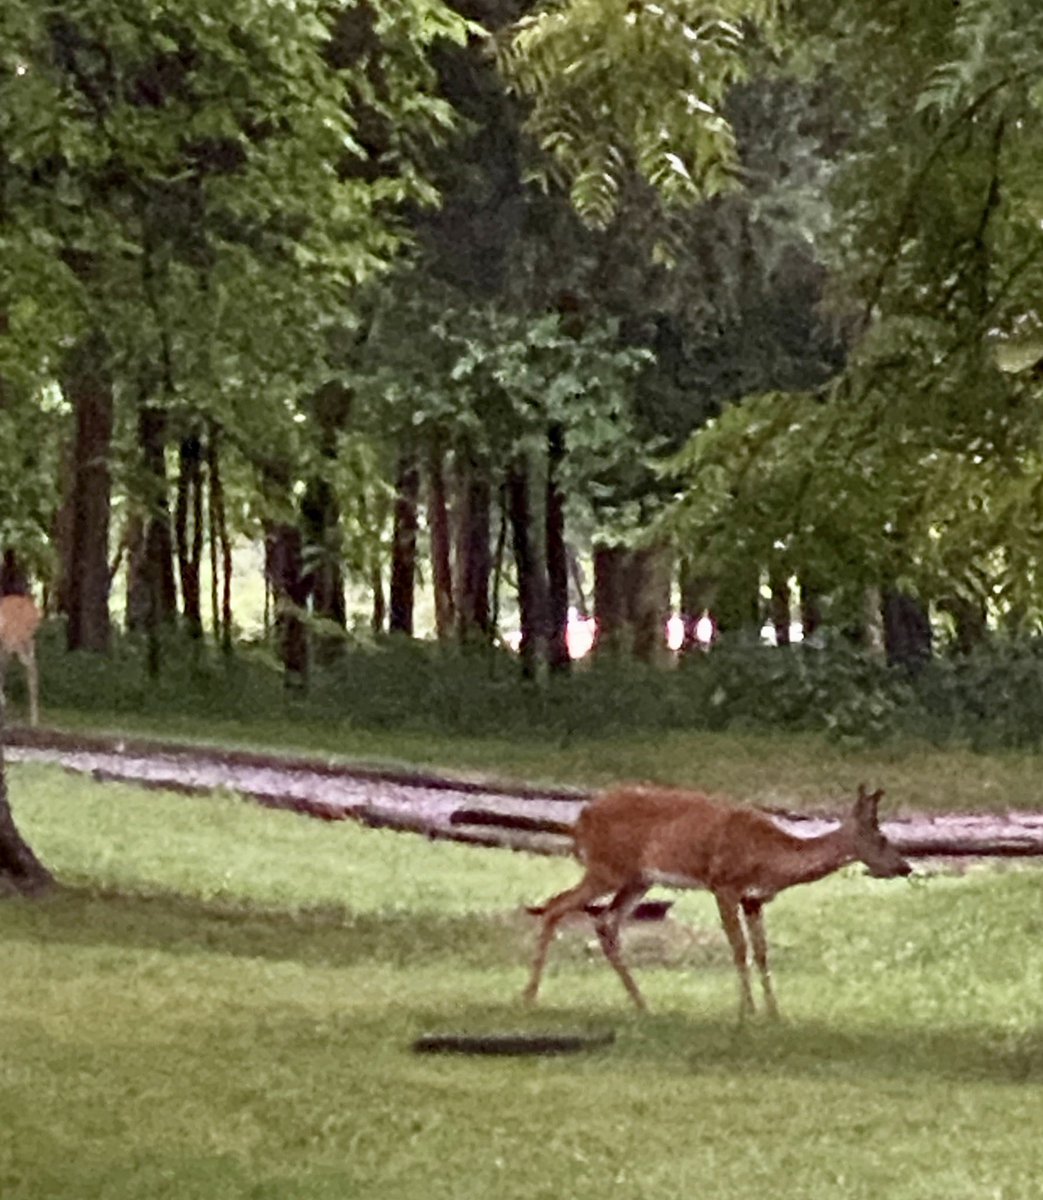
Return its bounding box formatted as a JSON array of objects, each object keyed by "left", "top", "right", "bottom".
[{"left": 412, "top": 1031, "right": 616, "bottom": 1056}]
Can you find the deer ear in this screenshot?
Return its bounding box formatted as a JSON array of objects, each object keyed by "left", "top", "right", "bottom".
[{"left": 855, "top": 784, "right": 883, "bottom": 822}]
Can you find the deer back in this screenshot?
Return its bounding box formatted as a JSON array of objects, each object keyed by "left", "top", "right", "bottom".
[
  {"left": 0, "top": 595, "right": 41, "bottom": 656},
  {"left": 576, "top": 787, "right": 771, "bottom": 889}
]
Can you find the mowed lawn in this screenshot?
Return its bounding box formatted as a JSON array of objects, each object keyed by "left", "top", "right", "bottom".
[{"left": 2, "top": 764, "right": 1043, "bottom": 1200}]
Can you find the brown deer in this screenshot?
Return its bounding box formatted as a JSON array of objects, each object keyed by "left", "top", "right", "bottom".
[
  {"left": 0, "top": 594, "right": 42, "bottom": 727},
  {"left": 523, "top": 783, "right": 911, "bottom": 1019}
]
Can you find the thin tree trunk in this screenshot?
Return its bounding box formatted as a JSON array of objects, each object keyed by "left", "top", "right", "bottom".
[
  {"left": 545, "top": 423, "right": 569, "bottom": 673},
  {"left": 506, "top": 458, "right": 548, "bottom": 679},
  {"left": 371, "top": 565, "right": 386, "bottom": 635},
  {"left": 207, "top": 446, "right": 219, "bottom": 643},
  {"left": 389, "top": 455, "right": 420, "bottom": 636},
  {"left": 131, "top": 403, "right": 178, "bottom": 675},
  {"left": 799, "top": 578, "right": 823, "bottom": 643},
  {"left": 455, "top": 451, "right": 492, "bottom": 644},
  {"left": 300, "top": 474, "right": 346, "bottom": 664},
  {"left": 175, "top": 431, "right": 204, "bottom": 639},
  {"left": 206, "top": 428, "right": 233, "bottom": 653},
  {"left": 427, "top": 441, "right": 455, "bottom": 641},
  {"left": 63, "top": 332, "right": 113, "bottom": 653}
]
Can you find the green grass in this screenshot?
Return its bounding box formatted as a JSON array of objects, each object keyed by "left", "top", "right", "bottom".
[
  {"left": 34, "top": 701, "right": 1043, "bottom": 813},
  {"left": 3, "top": 764, "right": 1043, "bottom": 1199}
]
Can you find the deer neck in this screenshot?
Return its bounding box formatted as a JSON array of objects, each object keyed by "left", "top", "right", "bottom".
[{"left": 764, "top": 826, "right": 856, "bottom": 892}]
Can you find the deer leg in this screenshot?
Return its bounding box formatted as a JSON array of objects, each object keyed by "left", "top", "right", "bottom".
[
  {"left": 715, "top": 894, "right": 756, "bottom": 1021},
  {"left": 741, "top": 897, "right": 779, "bottom": 1019},
  {"left": 523, "top": 873, "right": 611, "bottom": 1005},
  {"left": 594, "top": 883, "right": 650, "bottom": 1011}
]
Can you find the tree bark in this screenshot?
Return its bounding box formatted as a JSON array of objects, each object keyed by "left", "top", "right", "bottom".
[
  {"left": 175, "top": 431, "right": 204, "bottom": 639},
  {"left": 627, "top": 545, "right": 671, "bottom": 665},
  {"left": 265, "top": 522, "right": 310, "bottom": 686},
  {"left": 545, "top": 423, "right": 570, "bottom": 673},
  {"left": 593, "top": 544, "right": 630, "bottom": 658},
  {"left": 62, "top": 332, "right": 114, "bottom": 653},
  {"left": 882, "top": 588, "right": 933, "bottom": 674},
  {"left": 206, "top": 428, "right": 233, "bottom": 653},
  {"left": 454, "top": 451, "right": 492, "bottom": 643},
  {"left": 0, "top": 707, "right": 53, "bottom": 896},
  {"left": 371, "top": 564, "right": 386, "bottom": 635},
  {"left": 427, "top": 442, "right": 455, "bottom": 641},
  {"left": 799, "top": 578, "right": 824, "bottom": 643},
  {"left": 300, "top": 475, "right": 346, "bottom": 663},
  {"left": 389, "top": 454, "right": 420, "bottom": 636},
  {"left": 506, "top": 458, "right": 548, "bottom": 678},
  {"left": 128, "top": 404, "right": 178, "bottom": 674},
  {"left": 300, "top": 381, "right": 351, "bottom": 657}
]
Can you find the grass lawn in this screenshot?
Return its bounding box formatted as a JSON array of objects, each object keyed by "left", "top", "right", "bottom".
[
  {"left": 35, "top": 703, "right": 1043, "bottom": 813},
  {"left": 2, "top": 764, "right": 1043, "bottom": 1199}
]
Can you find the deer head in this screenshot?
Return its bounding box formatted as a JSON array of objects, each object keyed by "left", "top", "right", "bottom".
[{"left": 849, "top": 784, "right": 912, "bottom": 878}]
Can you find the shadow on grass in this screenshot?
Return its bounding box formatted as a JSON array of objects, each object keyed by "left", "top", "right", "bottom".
[
  {"left": 0, "top": 883, "right": 525, "bottom": 970},
  {"left": 5, "top": 884, "right": 1042, "bottom": 1088},
  {"left": 405, "top": 1002, "right": 1043, "bottom": 1087}
]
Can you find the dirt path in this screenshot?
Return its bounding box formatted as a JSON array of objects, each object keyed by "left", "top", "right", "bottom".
[{"left": 7, "top": 727, "right": 1043, "bottom": 859}]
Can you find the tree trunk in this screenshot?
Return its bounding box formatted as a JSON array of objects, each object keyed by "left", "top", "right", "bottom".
[
  {"left": 265, "top": 522, "right": 310, "bottom": 686},
  {"left": 882, "top": 588, "right": 933, "bottom": 674},
  {"left": 627, "top": 545, "right": 671, "bottom": 665},
  {"left": 51, "top": 437, "right": 76, "bottom": 617},
  {"left": 175, "top": 431, "right": 204, "bottom": 639},
  {"left": 862, "top": 585, "right": 885, "bottom": 657},
  {"left": 799, "top": 578, "right": 824, "bottom": 643},
  {"left": 0, "top": 708, "right": 53, "bottom": 896},
  {"left": 593, "top": 544, "right": 630, "bottom": 659},
  {"left": 389, "top": 455, "right": 420, "bottom": 636},
  {"left": 206, "top": 428, "right": 233, "bottom": 653},
  {"left": 301, "top": 382, "right": 351, "bottom": 658},
  {"left": 300, "top": 475, "right": 346, "bottom": 664},
  {"left": 130, "top": 404, "right": 178, "bottom": 674},
  {"left": 427, "top": 442, "right": 455, "bottom": 641},
  {"left": 506, "top": 458, "right": 548, "bottom": 679},
  {"left": 545, "top": 423, "right": 570, "bottom": 673},
  {"left": 62, "top": 332, "right": 114, "bottom": 653},
  {"left": 371, "top": 564, "right": 386, "bottom": 635},
  {"left": 454, "top": 451, "right": 492, "bottom": 643}
]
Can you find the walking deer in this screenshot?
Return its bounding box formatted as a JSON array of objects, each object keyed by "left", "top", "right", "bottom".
[
  {"left": 524, "top": 783, "right": 911, "bottom": 1020},
  {"left": 0, "top": 594, "right": 42, "bottom": 727}
]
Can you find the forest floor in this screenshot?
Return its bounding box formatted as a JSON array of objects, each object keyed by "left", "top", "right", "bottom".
[{"left": 7, "top": 725, "right": 1043, "bottom": 863}]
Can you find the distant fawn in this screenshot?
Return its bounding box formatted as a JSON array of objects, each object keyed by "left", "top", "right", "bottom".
[
  {"left": 524, "top": 783, "right": 911, "bottom": 1019},
  {"left": 0, "top": 594, "right": 42, "bottom": 727}
]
